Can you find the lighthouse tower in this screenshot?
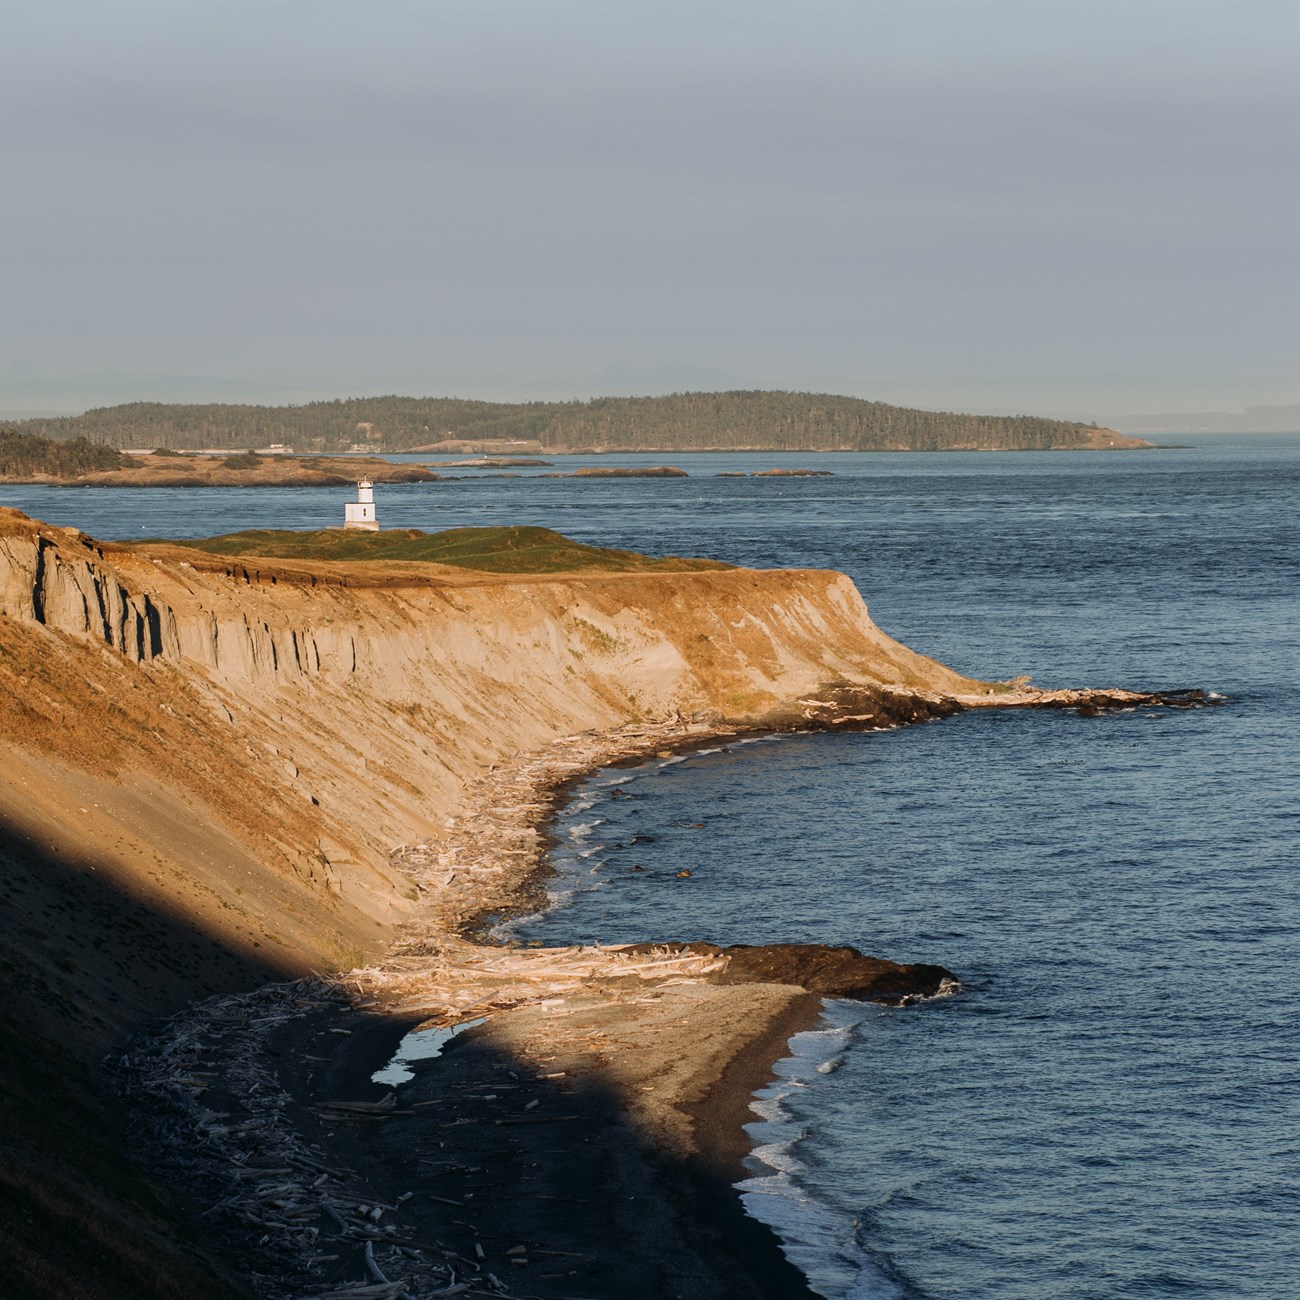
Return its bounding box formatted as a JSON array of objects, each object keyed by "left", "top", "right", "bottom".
[{"left": 344, "top": 479, "right": 379, "bottom": 530}]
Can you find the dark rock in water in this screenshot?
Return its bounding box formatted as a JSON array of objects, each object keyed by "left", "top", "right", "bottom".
[
  {"left": 573, "top": 465, "right": 688, "bottom": 478},
  {"left": 717, "top": 943, "right": 956, "bottom": 1003},
  {"left": 1045, "top": 687, "right": 1213, "bottom": 715},
  {"left": 623, "top": 941, "right": 957, "bottom": 1004},
  {"left": 764, "top": 681, "right": 963, "bottom": 731}
]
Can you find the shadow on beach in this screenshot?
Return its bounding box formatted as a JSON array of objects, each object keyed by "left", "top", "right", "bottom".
[
  {"left": 0, "top": 815, "right": 817, "bottom": 1299},
  {"left": 0, "top": 817, "right": 289, "bottom": 1299}
]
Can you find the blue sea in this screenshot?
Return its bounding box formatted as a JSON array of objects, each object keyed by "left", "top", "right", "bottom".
[{"left": 5, "top": 436, "right": 1298, "bottom": 1298}]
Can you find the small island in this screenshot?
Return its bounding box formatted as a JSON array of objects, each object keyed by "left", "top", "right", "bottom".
[{"left": 0, "top": 431, "right": 441, "bottom": 486}]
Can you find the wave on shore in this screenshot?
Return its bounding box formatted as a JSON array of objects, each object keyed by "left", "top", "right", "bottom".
[{"left": 739, "top": 1002, "right": 921, "bottom": 1300}]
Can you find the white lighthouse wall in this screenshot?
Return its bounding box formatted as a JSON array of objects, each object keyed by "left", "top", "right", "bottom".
[{"left": 344, "top": 502, "right": 379, "bottom": 530}]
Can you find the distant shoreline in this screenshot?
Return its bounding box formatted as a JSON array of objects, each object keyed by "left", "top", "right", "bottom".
[{"left": 0, "top": 441, "right": 1167, "bottom": 488}]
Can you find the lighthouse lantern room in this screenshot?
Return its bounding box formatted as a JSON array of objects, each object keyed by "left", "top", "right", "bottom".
[{"left": 344, "top": 479, "right": 379, "bottom": 531}]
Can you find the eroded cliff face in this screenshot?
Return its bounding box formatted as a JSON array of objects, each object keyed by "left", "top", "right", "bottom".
[
  {"left": 0, "top": 508, "right": 993, "bottom": 1298},
  {"left": 0, "top": 507, "right": 984, "bottom": 1041}
]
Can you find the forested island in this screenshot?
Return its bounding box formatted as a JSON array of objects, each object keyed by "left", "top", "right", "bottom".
[
  {"left": 0, "top": 428, "right": 125, "bottom": 477},
  {"left": 9, "top": 390, "right": 1149, "bottom": 454}
]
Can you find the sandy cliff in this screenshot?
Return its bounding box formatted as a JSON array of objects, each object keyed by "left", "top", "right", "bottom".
[
  {"left": 0, "top": 507, "right": 982, "bottom": 999},
  {"left": 0, "top": 507, "right": 990, "bottom": 1296},
  {"left": 0, "top": 507, "right": 1203, "bottom": 1298}
]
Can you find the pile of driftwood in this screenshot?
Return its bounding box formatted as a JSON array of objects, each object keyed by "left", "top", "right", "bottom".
[
  {"left": 111, "top": 720, "right": 737, "bottom": 1299},
  {"left": 349, "top": 939, "right": 730, "bottom": 1019},
  {"left": 387, "top": 717, "right": 724, "bottom": 948},
  {"left": 114, "top": 944, "right": 729, "bottom": 1298},
  {"left": 112, "top": 977, "right": 514, "bottom": 1300}
]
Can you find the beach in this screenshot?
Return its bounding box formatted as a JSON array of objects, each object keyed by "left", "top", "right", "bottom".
[
  {"left": 117, "top": 701, "right": 1183, "bottom": 1300},
  {"left": 117, "top": 715, "right": 960, "bottom": 1298}
]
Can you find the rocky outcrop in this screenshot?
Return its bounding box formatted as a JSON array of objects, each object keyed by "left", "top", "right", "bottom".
[
  {"left": 714, "top": 943, "right": 956, "bottom": 1002},
  {"left": 0, "top": 528, "right": 177, "bottom": 662},
  {"left": 571, "top": 465, "right": 688, "bottom": 477},
  {"left": 622, "top": 941, "right": 957, "bottom": 1002}
]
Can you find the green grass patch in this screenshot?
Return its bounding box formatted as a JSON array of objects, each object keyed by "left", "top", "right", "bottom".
[{"left": 157, "top": 525, "right": 730, "bottom": 574}]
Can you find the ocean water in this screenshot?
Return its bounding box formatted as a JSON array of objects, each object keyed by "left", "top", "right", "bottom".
[{"left": 5, "top": 435, "right": 1299, "bottom": 1297}]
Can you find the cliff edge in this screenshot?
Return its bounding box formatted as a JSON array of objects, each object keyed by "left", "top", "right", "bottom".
[
  {"left": 0, "top": 508, "right": 988, "bottom": 1297},
  {"left": 0, "top": 508, "right": 1202, "bottom": 1298},
  {"left": 0, "top": 508, "right": 982, "bottom": 989}
]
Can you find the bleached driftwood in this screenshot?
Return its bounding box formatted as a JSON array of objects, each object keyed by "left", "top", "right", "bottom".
[{"left": 112, "top": 719, "right": 732, "bottom": 1300}]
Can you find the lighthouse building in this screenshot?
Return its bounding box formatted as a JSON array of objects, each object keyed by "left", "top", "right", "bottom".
[{"left": 344, "top": 479, "right": 379, "bottom": 530}]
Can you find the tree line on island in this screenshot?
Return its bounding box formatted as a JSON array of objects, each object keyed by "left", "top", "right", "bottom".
[
  {"left": 0, "top": 428, "right": 125, "bottom": 477},
  {"left": 5, "top": 391, "right": 1135, "bottom": 456}
]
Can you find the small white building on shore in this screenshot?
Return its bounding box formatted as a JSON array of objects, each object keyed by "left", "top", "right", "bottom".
[{"left": 344, "top": 479, "right": 379, "bottom": 530}]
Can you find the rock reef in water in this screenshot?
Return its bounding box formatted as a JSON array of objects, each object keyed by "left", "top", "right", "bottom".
[
  {"left": 615, "top": 941, "right": 956, "bottom": 1002},
  {"left": 569, "top": 464, "right": 689, "bottom": 477}
]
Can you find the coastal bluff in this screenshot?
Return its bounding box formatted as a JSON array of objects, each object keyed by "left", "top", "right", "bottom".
[
  {"left": 0, "top": 508, "right": 1178, "bottom": 1298},
  {"left": 0, "top": 507, "right": 985, "bottom": 984}
]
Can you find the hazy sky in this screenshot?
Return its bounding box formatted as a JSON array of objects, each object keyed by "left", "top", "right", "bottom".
[{"left": 3, "top": 0, "right": 1297, "bottom": 416}]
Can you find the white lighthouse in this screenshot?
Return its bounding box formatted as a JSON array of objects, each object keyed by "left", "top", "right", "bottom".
[{"left": 344, "top": 479, "right": 379, "bottom": 530}]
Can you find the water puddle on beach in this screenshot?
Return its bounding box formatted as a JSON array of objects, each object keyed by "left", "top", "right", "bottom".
[{"left": 371, "top": 1018, "right": 487, "bottom": 1087}]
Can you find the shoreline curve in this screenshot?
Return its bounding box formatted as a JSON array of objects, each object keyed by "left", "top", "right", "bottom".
[{"left": 0, "top": 509, "right": 1209, "bottom": 1297}]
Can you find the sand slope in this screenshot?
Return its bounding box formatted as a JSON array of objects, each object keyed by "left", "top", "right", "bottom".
[{"left": 0, "top": 508, "right": 991, "bottom": 1296}]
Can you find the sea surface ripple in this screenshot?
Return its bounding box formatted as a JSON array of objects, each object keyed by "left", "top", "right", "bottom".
[{"left": 6, "top": 435, "right": 1299, "bottom": 1298}]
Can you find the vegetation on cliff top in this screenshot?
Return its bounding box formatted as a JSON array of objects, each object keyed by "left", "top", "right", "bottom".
[
  {"left": 12, "top": 391, "right": 1141, "bottom": 453},
  {"left": 165, "top": 525, "right": 731, "bottom": 573}
]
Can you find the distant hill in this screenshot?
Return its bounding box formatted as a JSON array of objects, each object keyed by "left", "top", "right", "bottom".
[{"left": 10, "top": 392, "right": 1148, "bottom": 453}]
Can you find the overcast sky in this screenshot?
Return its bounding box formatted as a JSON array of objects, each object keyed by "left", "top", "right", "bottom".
[{"left": 3, "top": 0, "right": 1297, "bottom": 417}]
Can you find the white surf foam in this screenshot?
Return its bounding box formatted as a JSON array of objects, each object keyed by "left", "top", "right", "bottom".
[{"left": 735, "top": 1001, "right": 931, "bottom": 1299}]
